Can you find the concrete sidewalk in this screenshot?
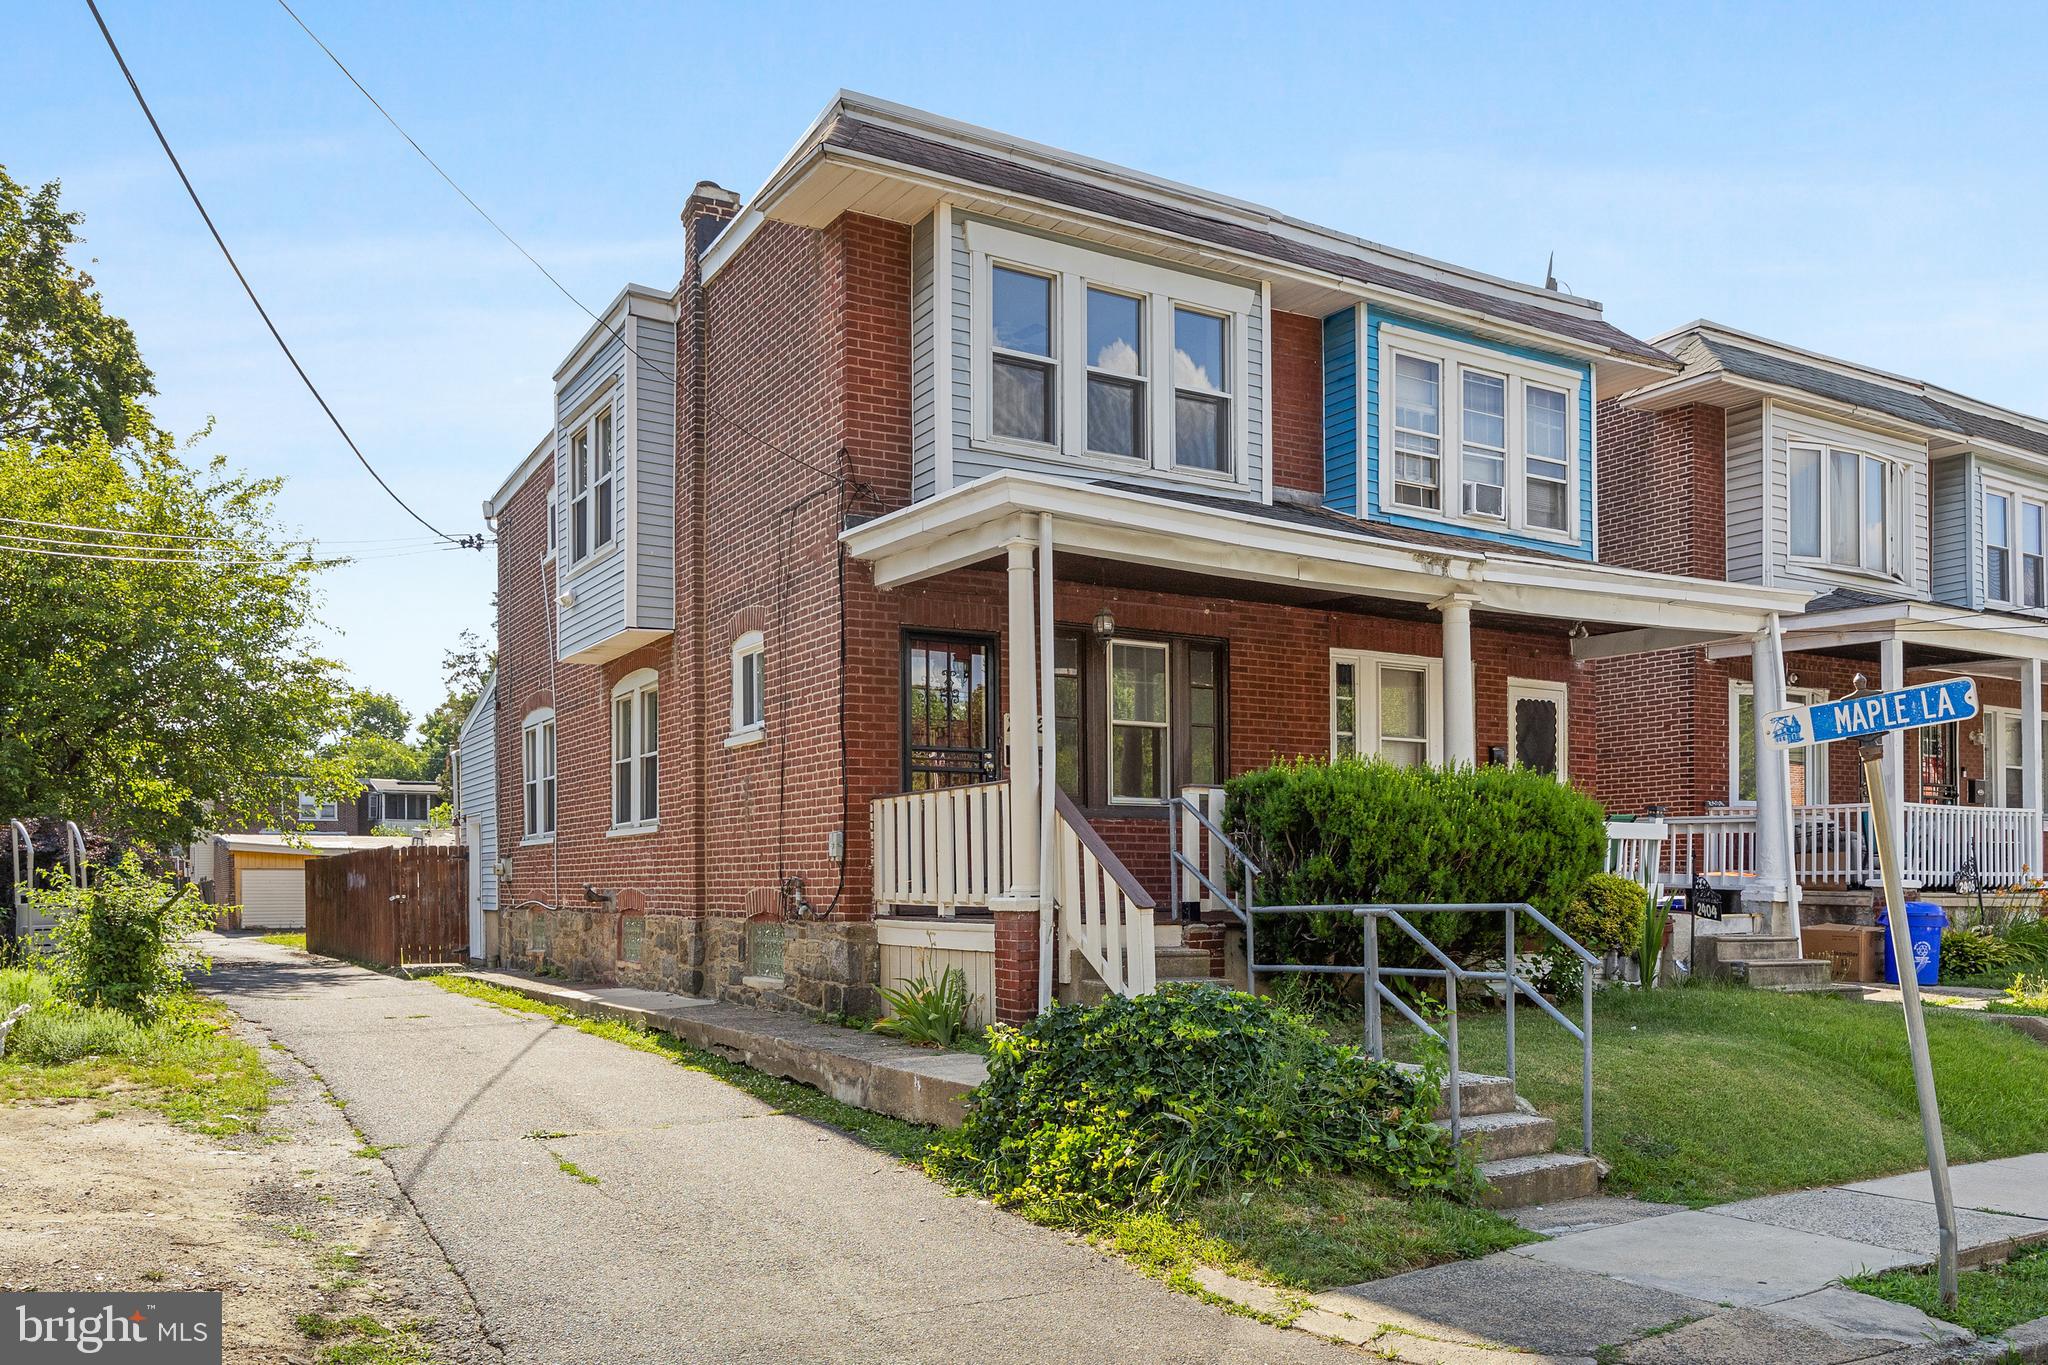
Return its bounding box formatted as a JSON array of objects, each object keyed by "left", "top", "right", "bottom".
[
  {"left": 1280, "top": 1159, "right": 2048, "bottom": 1362},
  {"left": 199, "top": 934, "right": 1354, "bottom": 1365}
]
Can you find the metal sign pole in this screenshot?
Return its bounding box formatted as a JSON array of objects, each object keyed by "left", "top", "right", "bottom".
[{"left": 1860, "top": 739, "right": 1960, "bottom": 1306}]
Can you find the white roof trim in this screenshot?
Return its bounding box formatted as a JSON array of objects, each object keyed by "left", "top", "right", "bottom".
[
  {"left": 1705, "top": 597, "right": 2048, "bottom": 662},
  {"left": 457, "top": 671, "right": 498, "bottom": 744},
  {"left": 485, "top": 434, "right": 554, "bottom": 519},
  {"left": 550, "top": 283, "right": 677, "bottom": 385}
]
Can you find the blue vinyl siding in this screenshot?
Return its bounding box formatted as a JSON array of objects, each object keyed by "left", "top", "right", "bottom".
[
  {"left": 1357, "top": 307, "right": 1595, "bottom": 560},
  {"left": 1321, "top": 307, "right": 1358, "bottom": 514}
]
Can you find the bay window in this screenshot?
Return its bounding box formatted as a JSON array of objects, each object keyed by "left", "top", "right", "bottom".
[
  {"left": 1985, "top": 486, "right": 2048, "bottom": 608},
  {"left": 1330, "top": 651, "right": 1442, "bottom": 767},
  {"left": 522, "top": 710, "right": 556, "bottom": 840},
  {"left": 1789, "top": 443, "right": 1896, "bottom": 576},
  {"left": 611, "top": 670, "right": 658, "bottom": 830},
  {"left": 1379, "top": 326, "right": 1582, "bottom": 538},
  {"left": 970, "top": 221, "right": 1253, "bottom": 483}
]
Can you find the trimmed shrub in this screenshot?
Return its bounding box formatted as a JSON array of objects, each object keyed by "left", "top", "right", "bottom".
[
  {"left": 1227, "top": 758, "right": 1606, "bottom": 971},
  {"left": 1561, "top": 873, "right": 1648, "bottom": 955},
  {"left": 951, "top": 984, "right": 1461, "bottom": 1218}
]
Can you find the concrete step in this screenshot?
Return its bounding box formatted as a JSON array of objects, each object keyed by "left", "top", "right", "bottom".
[
  {"left": 1395, "top": 1064, "right": 1519, "bottom": 1119},
  {"left": 1726, "top": 957, "right": 1834, "bottom": 991},
  {"left": 1433, "top": 1110, "right": 1559, "bottom": 1162},
  {"left": 1154, "top": 945, "right": 1217, "bottom": 981},
  {"left": 1477, "top": 1151, "right": 1602, "bottom": 1209},
  {"left": 1721, "top": 934, "right": 1805, "bottom": 963}
]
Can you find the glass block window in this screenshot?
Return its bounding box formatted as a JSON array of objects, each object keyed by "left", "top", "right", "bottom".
[{"left": 749, "top": 921, "right": 785, "bottom": 982}]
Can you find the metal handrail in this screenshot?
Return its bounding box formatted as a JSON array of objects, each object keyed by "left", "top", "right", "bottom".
[
  {"left": 7, "top": 819, "right": 31, "bottom": 926},
  {"left": 1176, "top": 793, "right": 1263, "bottom": 878},
  {"left": 1245, "top": 899, "right": 1596, "bottom": 1158},
  {"left": 1169, "top": 792, "right": 1259, "bottom": 930}
]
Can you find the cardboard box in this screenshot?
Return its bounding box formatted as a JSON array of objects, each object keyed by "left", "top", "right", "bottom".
[{"left": 1805, "top": 922, "right": 1884, "bottom": 983}]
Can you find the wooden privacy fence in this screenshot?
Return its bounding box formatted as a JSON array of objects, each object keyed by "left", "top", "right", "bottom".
[{"left": 306, "top": 844, "right": 468, "bottom": 969}]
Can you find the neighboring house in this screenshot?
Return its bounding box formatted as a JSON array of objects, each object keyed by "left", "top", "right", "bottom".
[
  {"left": 471, "top": 92, "right": 1802, "bottom": 1025},
  {"left": 1595, "top": 320, "right": 2048, "bottom": 907},
  {"left": 362, "top": 777, "right": 442, "bottom": 831},
  {"left": 203, "top": 833, "right": 415, "bottom": 930}
]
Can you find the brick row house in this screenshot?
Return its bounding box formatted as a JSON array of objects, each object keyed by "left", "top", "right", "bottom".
[
  {"left": 461, "top": 92, "right": 1838, "bottom": 1024},
  {"left": 1595, "top": 322, "right": 2048, "bottom": 940}
]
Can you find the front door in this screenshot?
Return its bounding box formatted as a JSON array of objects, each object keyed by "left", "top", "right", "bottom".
[
  {"left": 902, "top": 632, "right": 999, "bottom": 790},
  {"left": 1507, "top": 679, "right": 1568, "bottom": 779},
  {"left": 1918, "top": 721, "right": 1960, "bottom": 804}
]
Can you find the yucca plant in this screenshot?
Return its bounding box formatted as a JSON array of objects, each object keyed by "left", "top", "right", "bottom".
[
  {"left": 1639, "top": 893, "right": 1672, "bottom": 989},
  {"left": 873, "top": 967, "right": 975, "bottom": 1048}
]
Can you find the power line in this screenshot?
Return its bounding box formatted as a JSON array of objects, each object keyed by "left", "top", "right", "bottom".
[
  {"left": 271, "top": 0, "right": 857, "bottom": 498},
  {"left": 0, "top": 526, "right": 441, "bottom": 559},
  {"left": 83, "top": 0, "right": 467, "bottom": 544},
  {"left": 0, "top": 515, "right": 443, "bottom": 547},
  {"left": 0, "top": 537, "right": 471, "bottom": 568}
]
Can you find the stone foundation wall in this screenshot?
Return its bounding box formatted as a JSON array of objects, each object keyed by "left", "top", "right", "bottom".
[{"left": 492, "top": 906, "right": 881, "bottom": 1018}]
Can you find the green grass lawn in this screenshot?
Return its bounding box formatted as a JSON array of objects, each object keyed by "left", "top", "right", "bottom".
[
  {"left": 1376, "top": 983, "right": 2048, "bottom": 1207},
  {"left": 1847, "top": 1243, "right": 2048, "bottom": 1335},
  {"left": 258, "top": 932, "right": 307, "bottom": 950}
]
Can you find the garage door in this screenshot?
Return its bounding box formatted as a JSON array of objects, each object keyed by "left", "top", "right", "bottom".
[{"left": 240, "top": 867, "right": 307, "bottom": 929}]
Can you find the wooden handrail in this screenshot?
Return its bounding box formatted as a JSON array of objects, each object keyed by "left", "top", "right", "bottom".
[{"left": 1053, "top": 789, "right": 1155, "bottom": 911}]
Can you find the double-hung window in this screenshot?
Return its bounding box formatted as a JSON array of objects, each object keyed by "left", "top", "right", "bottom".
[
  {"left": 1984, "top": 486, "right": 2048, "bottom": 608},
  {"left": 1731, "top": 681, "right": 1825, "bottom": 804},
  {"left": 991, "top": 266, "right": 1056, "bottom": 445},
  {"left": 1789, "top": 443, "right": 1895, "bottom": 576},
  {"left": 1109, "top": 640, "right": 1170, "bottom": 803},
  {"left": 1330, "top": 651, "right": 1441, "bottom": 767},
  {"left": 296, "top": 794, "right": 339, "bottom": 823},
  {"left": 970, "top": 221, "right": 1253, "bottom": 484},
  {"left": 611, "top": 671, "right": 658, "bottom": 829},
  {"left": 729, "top": 631, "right": 766, "bottom": 743},
  {"left": 567, "top": 404, "right": 616, "bottom": 565},
  {"left": 522, "top": 710, "right": 556, "bottom": 840},
  {"left": 1381, "top": 327, "right": 1581, "bottom": 537}
]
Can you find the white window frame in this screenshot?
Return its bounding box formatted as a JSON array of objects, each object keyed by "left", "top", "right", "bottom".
[
  {"left": 1787, "top": 442, "right": 1902, "bottom": 580},
  {"left": 1458, "top": 367, "right": 1507, "bottom": 520},
  {"left": 545, "top": 488, "right": 559, "bottom": 563},
  {"left": 1107, "top": 638, "right": 1171, "bottom": 805},
  {"left": 521, "top": 708, "right": 556, "bottom": 842},
  {"left": 565, "top": 397, "right": 617, "bottom": 570},
  {"left": 1329, "top": 650, "right": 1444, "bottom": 766},
  {"left": 1984, "top": 708, "right": 2048, "bottom": 810},
  {"left": 1506, "top": 678, "right": 1569, "bottom": 780},
  {"left": 728, "top": 631, "right": 766, "bottom": 746},
  {"left": 610, "top": 669, "right": 658, "bottom": 832},
  {"left": 1376, "top": 324, "right": 1583, "bottom": 544},
  {"left": 1982, "top": 479, "right": 2048, "bottom": 609},
  {"left": 966, "top": 219, "right": 1255, "bottom": 487},
  {"left": 296, "top": 794, "right": 339, "bottom": 823},
  {"left": 1728, "top": 680, "right": 1827, "bottom": 807},
  {"left": 1390, "top": 353, "right": 1444, "bottom": 512}
]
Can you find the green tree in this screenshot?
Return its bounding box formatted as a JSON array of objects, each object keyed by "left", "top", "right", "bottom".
[
  {"left": 343, "top": 688, "right": 412, "bottom": 743},
  {"left": 0, "top": 432, "right": 355, "bottom": 845},
  {"left": 1, "top": 168, "right": 156, "bottom": 449},
  {"left": 415, "top": 628, "right": 496, "bottom": 792}
]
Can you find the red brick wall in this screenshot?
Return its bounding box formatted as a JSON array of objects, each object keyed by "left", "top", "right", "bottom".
[
  {"left": 1270, "top": 310, "right": 1324, "bottom": 497},
  {"left": 1595, "top": 399, "right": 1725, "bottom": 577}
]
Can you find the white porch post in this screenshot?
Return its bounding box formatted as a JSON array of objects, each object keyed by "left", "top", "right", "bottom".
[
  {"left": 1437, "top": 595, "right": 1476, "bottom": 767},
  {"left": 2023, "top": 656, "right": 2043, "bottom": 877},
  {"left": 1036, "top": 514, "right": 1056, "bottom": 1012},
  {"left": 1001, "top": 537, "right": 1041, "bottom": 904},
  {"left": 1751, "top": 635, "right": 1794, "bottom": 933},
  {"left": 1880, "top": 636, "right": 1908, "bottom": 860}
]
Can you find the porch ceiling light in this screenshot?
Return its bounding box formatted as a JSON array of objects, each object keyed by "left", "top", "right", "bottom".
[{"left": 1092, "top": 609, "right": 1116, "bottom": 640}]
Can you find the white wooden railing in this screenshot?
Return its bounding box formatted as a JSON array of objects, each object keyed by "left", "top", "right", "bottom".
[
  {"left": 871, "top": 780, "right": 1010, "bottom": 913},
  {"left": 1177, "top": 785, "right": 1230, "bottom": 914},
  {"left": 1054, "top": 790, "right": 1156, "bottom": 997},
  {"left": 1662, "top": 802, "right": 2040, "bottom": 889}
]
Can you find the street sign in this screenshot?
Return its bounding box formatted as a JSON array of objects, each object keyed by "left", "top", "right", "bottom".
[{"left": 1764, "top": 678, "right": 1977, "bottom": 749}]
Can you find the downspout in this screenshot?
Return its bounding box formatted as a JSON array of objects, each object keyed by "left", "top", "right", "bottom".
[
  {"left": 1037, "top": 512, "right": 1056, "bottom": 1012},
  {"left": 1766, "top": 610, "right": 1805, "bottom": 955}
]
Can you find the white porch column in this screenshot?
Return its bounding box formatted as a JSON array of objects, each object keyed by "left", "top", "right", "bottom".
[
  {"left": 1880, "top": 636, "right": 1907, "bottom": 858},
  {"left": 2023, "top": 656, "right": 2043, "bottom": 877},
  {"left": 1751, "top": 635, "right": 1795, "bottom": 933},
  {"left": 1437, "top": 595, "right": 1476, "bottom": 767},
  {"left": 1036, "top": 514, "right": 1056, "bottom": 1012},
  {"left": 1002, "top": 538, "right": 1041, "bottom": 901}
]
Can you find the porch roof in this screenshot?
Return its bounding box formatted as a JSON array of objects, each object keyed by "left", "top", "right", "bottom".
[
  {"left": 1702, "top": 591, "right": 2048, "bottom": 665},
  {"left": 840, "top": 471, "right": 1808, "bottom": 647}
]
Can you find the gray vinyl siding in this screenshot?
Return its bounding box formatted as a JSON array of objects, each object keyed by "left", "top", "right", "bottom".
[
  {"left": 455, "top": 681, "right": 497, "bottom": 914},
  {"left": 1969, "top": 455, "right": 2048, "bottom": 616},
  {"left": 1724, "top": 401, "right": 1765, "bottom": 583},
  {"left": 937, "top": 212, "right": 1267, "bottom": 501},
  {"left": 632, "top": 315, "right": 676, "bottom": 630},
  {"left": 1759, "top": 399, "right": 1930, "bottom": 598},
  {"left": 553, "top": 310, "right": 677, "bottom": 660},
  {"left": 1929, "top": 452, "right": 1973, "bottom": 606},
  {"left": 909, "top": 213, "right": 938, "bottom": 501}
]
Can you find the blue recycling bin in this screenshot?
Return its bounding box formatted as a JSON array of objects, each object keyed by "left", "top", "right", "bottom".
[{"left": 1878, "top": 902, "right": 1948, "bottom": 986}]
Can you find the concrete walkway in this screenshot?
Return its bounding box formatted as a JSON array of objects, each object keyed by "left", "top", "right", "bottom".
[
  {"left": 199, "top": 935, "right": 1353, "bottom": 1365},
  {"left": 1289, "top": 1160, "right": 2048, "bottom": 1362}
]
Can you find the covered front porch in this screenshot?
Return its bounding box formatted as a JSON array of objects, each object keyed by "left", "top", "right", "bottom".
[
  {"left": 1649, "top": 595, "right": 2048, "bottom": 894},
  {"left": 844, "top": 471, "right": 1802, "bottom": 1020}
]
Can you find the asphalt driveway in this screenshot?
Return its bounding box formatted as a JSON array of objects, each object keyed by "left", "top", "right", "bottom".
[{"left": 203, "top": 935, "right": 1350, "bottom": 1364}]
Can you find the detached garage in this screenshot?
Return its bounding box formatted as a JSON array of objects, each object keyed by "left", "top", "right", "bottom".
[{"left": 211, "top": 835, "right": 415, "bottom": 931}]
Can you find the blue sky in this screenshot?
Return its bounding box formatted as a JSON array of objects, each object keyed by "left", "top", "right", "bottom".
[{"left": 7, "top": 1, "right": 2046, "bottom": 719}]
